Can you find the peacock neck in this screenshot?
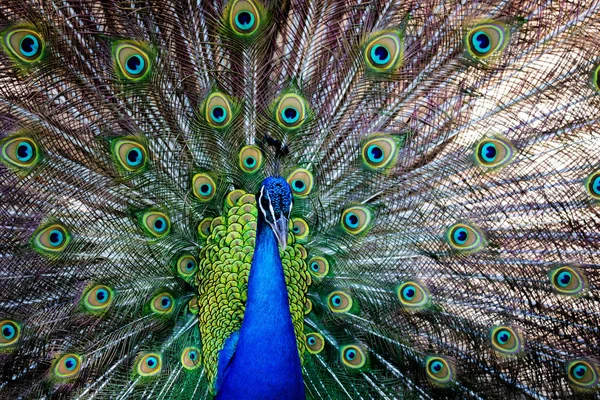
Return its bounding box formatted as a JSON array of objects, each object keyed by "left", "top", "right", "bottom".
[{"left": 216, "top": 214, "right": 305, "bottom": 399}]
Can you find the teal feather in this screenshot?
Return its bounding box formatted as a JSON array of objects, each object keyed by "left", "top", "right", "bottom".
[{"left": 1, "top": 0, "right": 600, "bottom": 398}]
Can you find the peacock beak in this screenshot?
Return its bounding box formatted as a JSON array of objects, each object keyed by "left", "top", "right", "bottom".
[{"left": 272, "top": 215, "right": 289, "bottom": 249}]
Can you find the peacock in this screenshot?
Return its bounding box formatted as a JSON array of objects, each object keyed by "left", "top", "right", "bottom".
[{"left": 1, "top": 0, "right": 600, "bottom": 398}]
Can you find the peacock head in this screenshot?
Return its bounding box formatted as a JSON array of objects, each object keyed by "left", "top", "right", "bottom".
[{"left": 257, "top": 177, "right": 293, "bottom": 249}]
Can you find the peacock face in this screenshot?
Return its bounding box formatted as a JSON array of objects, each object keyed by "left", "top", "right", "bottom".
[{"left": 257, "top": 177, "right": 293, "bottom": 248}]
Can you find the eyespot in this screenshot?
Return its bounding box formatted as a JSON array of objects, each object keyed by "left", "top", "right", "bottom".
[
  {"left": 306, "top": 333, "right": 325, "bottom": 354},
  {"left": 151, "top": 292, "right": 174, "bottom": 315},
  {"left": 192, "top": 173, "right": 217, "bottom": 201},
  {"left": 275, "top": 94, "right": 307, "bottom": 129},
  {"left": 141, "top": 211, "right": 171, "bottom": 238},
  {"left": 287, "top": 169, "right": 313, "bottom": 197},
  {"left": 586, "top": 171, "right": 600, "bottom": 200},
  {"left": 567, "top": 359, "right": 598, "bottom": 389},
  {"left": 365, "top": 32, "right": 403, "bottom": 71},
  {"left": 474, "top": 137, "right": 514, "bottom": 169},
  {"left": 1, "top": 137, "right": 41, "bottom": 170},
  {"left": 205, "top": 92, "right": 234, "bottom": 128},
  {"left": 307, "top": 256, "right": 329, "bottom": 279},
  {"left": 446, "top": 222, "right": 485, "bottom": 254},
  {"left": 82, "top": 284, "right": 114, "bottom": 312},
  {"left": 361, "top": 136, "right": 398, "bottom": 170},
  {"left": 396, "top": 281, "right": 429, "bottom": 310},
  {"left": 327, "top": 291, "right": 352, "bottom": 313},
  {"left": 198, "top": 217, "right": 213, "bottom": 239},
  {"left": 549, "top": 266, "right": 587, "bottom": 295},
  {"left": 466, "top": 23, "right": 507, "bottom": 59},
  {"left": 229, "top": 0, "right": 261, "bottom": 36},
  {"left": 137, "top": 353, "right": 162, "bottom": 377},
  {"left": 177, "top": 255, "right": 197, "bottom": 279},
  {"left": 425, "top": 356, "right": 454, "bottom": 385},
  {"left": 181, "top": 346, "right": 202, "bottom": 370},
  {"left": 53, "top": 353, "right": 82, "bottom": 379},
  {"left": 490, "top": 326, "right": 522, "bottom": 355},
  {"left": 304, "top": 298, "right": 313, "bottom": 314},
  {"left": 114, "top": 42, "right": 151, "bottom": 80},
  {"left": 0, "top": 320, "right": 20, "bottom": 348},
  {"left": 32, "top": 224, "right": 70, "bottom": 255},
  {"left": 188, "top": 296, "right": 199, "bottom": 314},
  {"left": 592, "top": 64, "right": 600, "bottom": 92},
  {"left": 2, "top": 28, "right": 44, "bottom": 63},
  {"left": 112, "top": 139, "right": 147, "bottom": 172},
  {"left": 341, "top": 345, "right": 366, "bottom": 369},
  {"left": 340, "top": 206, "right": 372, "bottom": 235},
  {"left": 291, "top": 218, "right": 309, "bottom": 242},
  {"left": 238, "top": 146, "right": 263, "bottom": 174}
]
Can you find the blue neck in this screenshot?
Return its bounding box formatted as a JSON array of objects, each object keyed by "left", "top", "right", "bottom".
[{"left": 216, "top": 216, "right": 305, "bottom": 400}]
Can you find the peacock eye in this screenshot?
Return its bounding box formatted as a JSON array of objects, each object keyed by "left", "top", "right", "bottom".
[
  {"left": 304, "top": 299, "right": 313, "bottom": 314},
  {"left": 341, "top": 345, "right": 366, "bottom": 369},
  {"left": 238, "top": 146, "right": 263, "bottom": 173},
  {"left": 466, "top": 23, "right": 507, "bottom": 59},
  {"left": 137, "top": 353, "right": 162, "bottom": 376},
  {"left": 205, "top": 92, "right": 233, "bottom": 128},
  {"left": 307, "top": 256, "right": 329, "bottom": 279},
  {"left": 3, "top": 28, "right": 44, "bottom": 63},
  {"left": 1, "top": 137, "right": 40, "bottom": 170},
  {"left": 286, "top": 169, "right": 313, "bottom": 197},
  {"left": 181, "top": 347, "right": 202, "bottom": 370},
  {"left": 365, "top": 32, "right": 403, "bottom": 71},
  {"left": 0, "top": 320, "right": 20, "bottom": 348},
  {"left": 549, "top": 266, "right": 586, "bottom": 295},
  {"left": 192, "top": 173, "right": 216, "bottom": 201},
  {"left": 593, "top": 64, "right": 600, "bottom": 92},
  {"left": 230, "top": 0, "right": 261, "bottom": 36},
  {"left": 567, "top": 359, "right": 598, "bottom": 389},
  {"left": 177, "top": 255, "right": 197, "bottom": 279},
  {"left": 32, "top": 224, "right": 70, "bottom": 255},
  {"left": 340, "top": 206, "right": 372, "bottom": 235},
  {"left": 425, "top": 356, "right": 454, "bottom": 385},
  {"left": 305, "top": 332, "right": 324, "bottom": 354},
  {"left": 361, "top": 136, "right": 398, "bottom": 170},
  {"left": 396, "top": 281, "right": 429, "bottom": 310},
  {"left": 586, "top": 171, "right": 600, "bottom": 200},
  {"left": 490, "top": 326, "right": 522, "bottom": 354},
  {"left": 291, "top": 218, "right": 309, "bottom": 242},
  {"left": 141, "top": 211, "right": 171, "bottom": 238},
  {"left": 446, "top": 222, "right": 485, "bottom": 253},
  {"left": 82, "top": 285, "right": 114, "bottom": 312},
  {"left": 197, "top": 217, "right": 214, "bottom": 239},
  {"left": 112, "top": 139, "right": 147, "bottom": 172},
  {"left": 474, "top": 137, "right": 514, "bottom": 169},
  {"left": 114, "top": 43, "right": 151, "bottom": 80},
  {"left": 275, "top": 94, "right": 307, "bottom": 129},
  {"left": 54, "top": 354, "right": 82, "bottom": 379},
  {"left": 151, "top": 292, "right": 174, "bottom": 315},
  {"left": 327, "top": 291, "right": 352, "bottom": 313}
]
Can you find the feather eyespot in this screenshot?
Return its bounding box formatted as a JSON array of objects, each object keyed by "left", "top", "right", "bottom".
[
  {"left": 425, "top": 356, "right": 454, "bottom": 386},
  {"left": 307, "top": 256, "right": 329, "bottom": 279},
  {"left": 113, "top": 42, "right": 151, "bottom": 80},
  {"left": 192, "top": 173, "right": 217, "bottom": 201},
  {"left": 361, "top": 136, "right": 398, "bottom": 170},
  {"left": 287, "top": 169, "right": 313, "bottom": 197},
  {"left": 567, "top": 359, "right": 598, "bottom": 389},
  {"left": 466, "top": 23, "right": 507, "bottom": 59},
  {"left": 446, "top": 222, "right": 485, "bottom": 254},
  {"left": 197, "top": 217, "right": 213, "bottom": 239},
  {"left": 1, "top": 136, "right": 41, "bottom": 171},
  {"left": 396, "top": 281, "right": 429, "bottom": 310},
  {"left": 32, "top": 223, "right": 70, "bottom": 256},
  {"left": 474, "top": 137, "right": 514, "bottom": 169},
  {"left": 0, "top": 320, "right": 20, "bottom": 348},
  {"left": 238, "top": 146, "right": 263, "bottom": 173},
  {"left": 176, "top": 255, "right": 197, "bottom": 279},
  {"left": 275, "top": 94, "right": 307, "bottom": 129},
  {"left": 53, "top": 353, "right": 82, "bottom": 379},
  {"left": 140, "top": 211, "right": 170, "bottom": 238},
  {"left": 229, "top": 0, "right": 261, "bottom": 36},
  {"left": 490, "top": 326, "right": 522, "bottom": 355},
  {"left": 151, "top": 292, "right": 174, "bottom": 315},
  {"left": 341, "top": 206, "right": 372, "bottom": 235},
  {"left": 592, "top": 65, "right": 600, "bottom": 92},
  {"left": 205, "top": 92, "right": 234, "bottom": 128},
  {"left": 136, "top": 353, "right": 162, "bottom": 376},
  {"left": 365, "top": 32, "right": 403, "bottom": 71},
  {"left": 341, "top": 345, "right": 366, "bottom": 369},
  {"left": 306, "top": 333, "right": 325, "bottom": 354},
  {"left": 327, "top": 291, "right": 352, "bottom": 313},
  {"left": 181, "top": 347, "right": 202, "bottom": 370},
  {"left": 549, "top": 266, "right": 586, "bottom": 295},
  {"left": 2, "top": 27, "right": 44, "bottom": 63},
  {"left": 112, "top": 139, "right": 147, "bottom": 172},
  {"left": 291, "top": 218, "right": 309, "bottom": 242},
  {"left": 304, "top": 298, "right": 313, "bottom": 314},
  {"left": 586, "top": 171, "right": 600, "bottom": 200},
  {"left": 82, "top": 285, "right": 114, "bottom": 312}
]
